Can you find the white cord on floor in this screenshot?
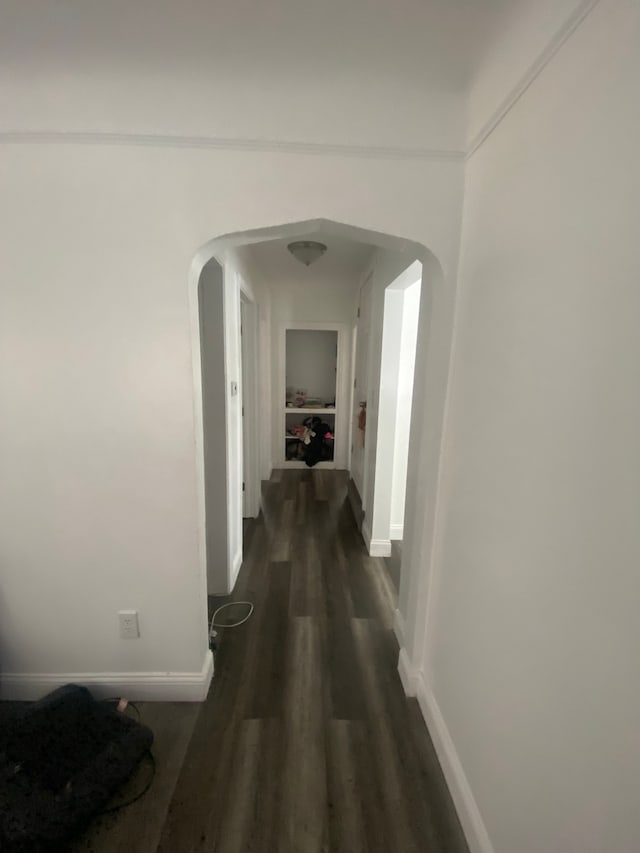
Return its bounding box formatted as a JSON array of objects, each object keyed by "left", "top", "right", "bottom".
[{"left": 209, "top": 601, "right": 254, "bottom": 640}]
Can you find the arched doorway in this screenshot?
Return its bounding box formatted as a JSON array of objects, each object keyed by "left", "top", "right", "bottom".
[{"left": 189, "top": 218, "right": 448, "bottom": 689}]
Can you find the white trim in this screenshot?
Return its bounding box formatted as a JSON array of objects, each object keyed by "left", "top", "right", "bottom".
[
  {"left": 279, "top": 322, "right": 350, "bottom": 469},
  {"left": 416, "top": 675, "right": 495, "bottom": 853},
  {"left": 393, "top": 609, "right": 406, "bottom": 651},
  {"left": 362, "top": 518, "right": 392, "bottom": 557},
  {"left": 0, "top": 130, "right": 465, "bottom": 162},
  {"left": 397, "top": 658, "right": 494, "bottom": 853},
  {"left": 397, "top": 646, "right": 419, "bottom": 697},
  {"left": 0, "top": 651, "right": 214, "bottom": 703},
  {"left": 467, "top": 0, "right": 602, "bottom": 158},
  {"left": 281, "top": 460, "right": 337, "bottom": 470},
  {"left": 240, "top": 291, "right": 260, "bottom": 519},
  {"left": 230, "top": 548, "right": 243, "bottom": 591},
  {"left": 390, "top": 523, "right": 404, "bottom": 540},
  {"left": 368, "top": 538, "right": 391, "bottom": 558}
]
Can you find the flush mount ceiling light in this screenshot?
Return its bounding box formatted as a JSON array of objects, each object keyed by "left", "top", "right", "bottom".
[{"left": 287, "top": 240, "right": 327, "bottom": 267}]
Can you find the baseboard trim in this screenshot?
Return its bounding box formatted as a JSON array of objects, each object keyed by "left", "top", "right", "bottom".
[
  {"left": 393, "top": 609, "right": 406, "bottom": 650},
  {"left": 416, "top": 674, "right": 495, "bottom": 853},
  {"left": 397, "top": 646, "right": 419, "bottom": 696},
  {"left": 390, "top": 523, "right": 404, "bottom": 540},
  {"left": 362, "top": 520, "right": 392, "bottom": 557},
  {"left": 369, "top": 538, "right": 392, "bottom": 557},
  {"left": 0, "top": 651, "right": 214, "bottom": 703}
]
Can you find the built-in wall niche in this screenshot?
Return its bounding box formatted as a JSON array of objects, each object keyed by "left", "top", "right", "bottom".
[
  {"left": 286, "top": 329, "right": 337, "bottom": 408},
  {"left": 283, "top": 327, "right": 342, "bottom": 468}
]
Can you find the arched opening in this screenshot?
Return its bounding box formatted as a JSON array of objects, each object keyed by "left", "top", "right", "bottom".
[{"left": 188, "top": 218, "right": 446, "bottom": 678}]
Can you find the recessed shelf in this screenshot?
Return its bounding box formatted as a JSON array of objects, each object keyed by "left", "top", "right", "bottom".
[
  {"left": 285, "top": 407, "right": 336, "bottom": 414},
  {"left": 285, "top": 434, "right": 334, "bottom": 440}
]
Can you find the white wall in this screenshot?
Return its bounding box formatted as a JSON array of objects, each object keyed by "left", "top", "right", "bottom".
[
  {"left": 360, "top": 252, "right": 426, "bottom": 556},
  {"left": 232, "top": 248, "right": 273, "bottom": 484},
  {"left": 418, "top": 2, "right": 640, "bottom": 851},
  {"left": 198, "top": 259, "right": 229, "bottom": 593},
  {"left": 390, "top": 279, "right": 421, "bottom": 537},
  {"left": 0, "top": 143, "right": 463, "bottom": 699},
  {"left": 467, "top": 0, "right": 594, "bottom": 147},
  {"left": 286, "top": 330, "right": 337, "bottom": 404}
]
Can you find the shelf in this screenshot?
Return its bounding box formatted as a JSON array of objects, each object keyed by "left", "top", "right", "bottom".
[
  {"left": 285, "top": 435, "right": 334, "bottom": 441},
  {"left": 285, "top": 407, "right": 336, "bottom": 414}
]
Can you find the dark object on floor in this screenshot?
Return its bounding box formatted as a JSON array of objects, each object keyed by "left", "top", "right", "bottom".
[
  {"left": 0, "top": 684, "right": 154, "bottom": 852},
  {"left": 302, "top": 416, "right": 332, "bottom": 467}
]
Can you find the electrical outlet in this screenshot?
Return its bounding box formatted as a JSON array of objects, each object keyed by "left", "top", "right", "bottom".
[{"left": 118, "top": 610, "right": 140, "bottom": 639}]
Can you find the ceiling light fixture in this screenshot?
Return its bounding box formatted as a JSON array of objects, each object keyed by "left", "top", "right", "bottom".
[{"left": 287, "top": 240, "right": 327, "bottom": 267}]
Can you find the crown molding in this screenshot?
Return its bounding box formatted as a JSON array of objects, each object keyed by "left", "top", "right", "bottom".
[
  {"left": 466, "top": 0, "right": 602, "bottom": 159},
  {"left": 0, "top": 130, "right": 465, "bottom": 163},
  {"left": 0, "top": 1, "right": 601, "bottom": 166}
]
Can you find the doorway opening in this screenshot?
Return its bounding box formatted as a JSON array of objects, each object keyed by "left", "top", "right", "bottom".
[
  {"left": 371, "top": 260, "right": 422, "bottom": 588},
  {"left": 189, "top": 220, "right": 445, "bottom": 691}
]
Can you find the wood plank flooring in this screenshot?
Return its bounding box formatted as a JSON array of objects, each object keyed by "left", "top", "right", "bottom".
[{"left": 22, "top": 470, "right": 468, "bottom": 852}]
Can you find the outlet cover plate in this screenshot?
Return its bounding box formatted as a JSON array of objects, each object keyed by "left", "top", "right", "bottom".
[{"left": 118, "top": 610, "right": 140, "bottom": 639}]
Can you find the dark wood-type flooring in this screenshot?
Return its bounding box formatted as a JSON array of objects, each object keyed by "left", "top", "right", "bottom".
[{"left": 15, "top": 470, "right": 468, "bottom": 852}]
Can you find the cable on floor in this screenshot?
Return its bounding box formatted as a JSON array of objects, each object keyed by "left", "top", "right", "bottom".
[{"left": 209, "top": 601, "right": 254, "bottom": 640}]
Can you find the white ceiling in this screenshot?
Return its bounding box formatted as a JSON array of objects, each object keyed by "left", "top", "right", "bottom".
[
  {"left": 1, "top": 1, "right": 509, "bottom": 90},
  {"left": 243, "top": 232, "right": 376, "bottom": 282},
  {"left": 0, "top": 0, "right": 514, "bottom": 151}
]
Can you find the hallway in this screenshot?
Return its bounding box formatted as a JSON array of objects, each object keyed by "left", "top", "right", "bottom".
[{"left": 78, "top": 470, "right": 467, "bottom": 852}]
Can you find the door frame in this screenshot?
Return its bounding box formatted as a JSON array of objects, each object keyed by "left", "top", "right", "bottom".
[
  {"left": 278, "top": 321, "right": 350, "bottom": 469},
  {"left": 240, "top": 287, "right": 260, "bottom": 518}
]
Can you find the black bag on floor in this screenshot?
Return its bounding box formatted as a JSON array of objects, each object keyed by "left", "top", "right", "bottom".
[{"left": 0, "top": 684, "right": 154, "bottom": 851}]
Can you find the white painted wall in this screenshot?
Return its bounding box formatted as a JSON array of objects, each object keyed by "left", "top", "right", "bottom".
[
  {"left": 233, "top": 248, "right": 273, "bottom": 484},
  {"left": 0, "top": 145, "right": 463, "bottom": 699},
  {"left": 350, "top": 273, "right": 373, "bottom": 504},
  {"left": 221, "top": 260, "right": 243, "bottom": 588},
  {"left": 370, "top": 287, "right": 404, "bottom": 554},
  {"left": 198, "top": 259, "right": 229, "bottom": 593},
  {"left": 419, "top": 2, "right": 640, "bottom": 852},
  {"left": 360, "top": 253, "right": 426, "bottom": 556},
  {"left": 286, "top": 330, "right": 337, "bottom": 404},
  {"left": 467, "top": 0, "right": 593, "bottom": 147},
  {"left": 390, "top": 279, "right": 421, "bottom": 538}
]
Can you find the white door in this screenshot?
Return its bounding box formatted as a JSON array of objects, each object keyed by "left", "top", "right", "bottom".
[{"left": 350, "top": 272, "right": 372, "bottom": 504}]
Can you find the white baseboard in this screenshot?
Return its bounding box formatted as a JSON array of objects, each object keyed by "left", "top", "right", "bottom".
[
  {"left": 393, "top": 608, "right": 406, "bottom": 650},
  {"left": 369, "top": 538, "right": 391, "bottom": 557},
  {"left": 415, "top": 673, "right": 495, "bottom": 853},
  {"left": 362, "top": 520, "right": 392, "bottom": 557},
  {"left": 397, "top": 646, "right": 419, "bottom": 696},
  {"left": 0, "top": 650, "right": 214, "bottom": 703},
  {"left": 390, "top": 523, "right": 404, "bottom": 540}
]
